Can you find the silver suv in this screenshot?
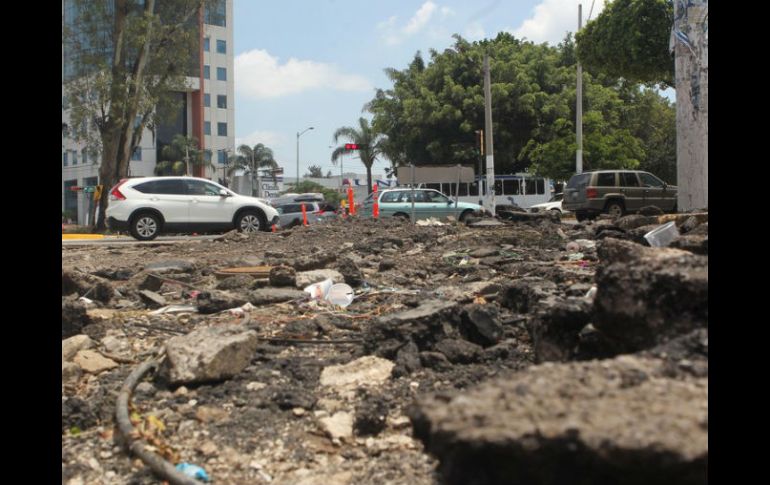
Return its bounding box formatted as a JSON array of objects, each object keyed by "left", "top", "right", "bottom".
[{"left": 562, "top": 170, "right": 677, "bottom": 221}]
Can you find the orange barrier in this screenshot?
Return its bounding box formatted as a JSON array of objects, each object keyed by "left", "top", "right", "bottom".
[
  {"left": 347, "top": 186, "right": 356, "bottom": 216},
  {"left": 271, "top": 224, "right": 277, "bottom": 232},
  {"left": 373, "top": 184, "right": 379, "bottom": 219},
  {"left": 301, "top": 203, "right": 309, "bottom": 226}
]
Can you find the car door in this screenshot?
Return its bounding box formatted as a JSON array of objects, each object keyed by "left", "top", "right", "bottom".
[
  {"left": 184, "top": 179, "right": 233, "bottom": 224},
  {"left": 638, "top": 172, "right": 668, "bottom": 210},
  {"left": 379, "top": 190, "right": 403, "bottom": 218},
  {"left": 425, "top": 190, "right": 455, "bottom": 218},
  {"left": 138, "top": 179, "right": 190, "bottom": 223},
  {"left": 619, "top": 172, "right": 645, "bottom": 212}
]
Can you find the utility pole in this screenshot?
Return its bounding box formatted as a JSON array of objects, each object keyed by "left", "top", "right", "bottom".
[
  {"left": 576, "top": 3, "right": 583, "bottom": 174},
  {"left": 475, "top": 129, "right": 484, "bottom": 205},
  {"left": 483, "top": 54, "right": 496, "bottom": 216}
]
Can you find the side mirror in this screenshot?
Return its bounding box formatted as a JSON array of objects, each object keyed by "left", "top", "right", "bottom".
[{"left": 219, "top": 189, "right": 230, "bottom": 197}]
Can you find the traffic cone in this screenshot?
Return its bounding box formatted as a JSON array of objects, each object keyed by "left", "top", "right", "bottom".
[
  {"left": 348, "top": 186, "right": 356, "bottom": 216},
  {"left": 373, "top": 184, "right": 379, "bottom": 219},
  {"left": 301, "top": 203, "right": 309, "bottom": 226},
  {"left": 271, "top": 224, "right": 277, "bottom": 232}
]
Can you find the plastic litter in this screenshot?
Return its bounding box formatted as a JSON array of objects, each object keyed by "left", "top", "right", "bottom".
[
  {"left": 304, "top": 278, "right": 334, "bottom": 300},
  {"left": 644, "top": 221, "right": 680, "bottom": 247},
  {"left": 416, "top": 217, "right": 446, "bottom": 226},
  {"left": 565, "top": 241, "right": 580, "bottom": 253},
  {"left": 326, "top": 283, "right": 355, "bottom": 308},
  {"left": 149, "top": 304, "right": 197, "bottom": 315},
  {"left": 175, "top": 463, "right": 210, "bottom": 482},
  {"left": 584, "top": 286, "right": 597, "bottom": 300}
]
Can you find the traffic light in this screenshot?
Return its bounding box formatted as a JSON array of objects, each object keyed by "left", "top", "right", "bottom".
[{"left": 344, "top": 143, "right": 361, "bottom": 150}]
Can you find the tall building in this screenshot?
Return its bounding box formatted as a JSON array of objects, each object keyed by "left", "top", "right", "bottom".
[{"left": 61, "top": 0, "right": 235, "bottom": 224}]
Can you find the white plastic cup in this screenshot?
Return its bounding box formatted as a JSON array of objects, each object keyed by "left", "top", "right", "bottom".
[
  {"left": 326, "top": 283, "right": 355, "bottom": 307},
  {"left": 304, "top": 278, "right": 334, "bottom": 300},
  {"left": 644, "top": 221, "right": 680, "bottom": 247}
]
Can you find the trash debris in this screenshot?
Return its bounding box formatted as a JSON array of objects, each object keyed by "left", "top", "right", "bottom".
[
  {"left": 584, "top": 286, "right": 598, "bottom": 300},
  {"left": 214, "top": 265, "right": 272, "bottom": 279},
  {"left": 78, "top": 296, "right": 94, "bottom": 307},
  {"left": 148, "top": 304, "right": 197, "bottom": 315},
  {"left": 304, "top": 278, "right": 334, "bottom": 300},
  {"left": 416, "top": 218, "right": 446, "bottom": 226},
  {"left": 226, "top": 302, "right": 256, "bottom": 316},
  {"left": 175, "top": 463, "right": 210, "bottom": 482},
  {"left": 644, "top": 221, "right": 680, "bottom": 247},
  {"left": 326, "top": 283, "right": 355, "bottom": 308}
]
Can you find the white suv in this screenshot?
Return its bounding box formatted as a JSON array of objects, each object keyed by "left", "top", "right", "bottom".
[{"left": 105, "top": 176, "right": 280, "bottom": 240}]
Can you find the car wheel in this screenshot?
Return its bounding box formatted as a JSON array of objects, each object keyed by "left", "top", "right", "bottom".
[
  {"left": 393, "top": 212, "right": 410, "bottom": 221},
  {"left": 130, "top": 212, "right": 160, "bottom": 241},
  {"left": 237, "top": 210, "right": 265, "bottom": 233},
  {"left": 606, "top": 201, "right": 625, "bottom": 218},
  {"left": 575, "top": 210, "right": 588, "bottom": 222},
  {"left": 459, "top": 210, "right": 474, "bottom": 222},
  {"left": 549, "top": 208, "right": 561, "bottom": 215}
]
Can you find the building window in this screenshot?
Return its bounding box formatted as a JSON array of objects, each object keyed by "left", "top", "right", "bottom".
[
  {"left": 203, "top": 37, "right": 210, "bottom": 52},
  {"left": 217, "top": 122, "right": 227, "bottom": 136},
  {"left": 204, "top": 121, "right": 211, "bottom": 135},
  {"left": 204, "top": 0, "right": 226, "bottom": 27},
  {"left": 217, "top": 95, "right": 227, "bottom": 109},
  {"left": 216, "top": 40, "right": 226, "bottom": 54},
  {"left": 203, "top": 65, "right": 210, "bottom": 79},
  {"left": 204, "top": 150, "right": 212, "bottom": 163},
  {"left": 72, "top": 150, "right": 78, "bottom": 165},
  {"left": 82, "top": 149, "right": 88, "bottom": 164},
  {"left": 218, "top": 150, "right": 227, "bottom": 164},
  {"left": 204, "top": 93, "right": 210, "bottom": 107},
  {"left": 63, "top": 152, "right": 68, "bottom": 166},
  {"left": 217, "top": 67, "right": 226, "bottom": 81},
  {"left": 131, "top": 147, "right": 142, "bottom": 161}
]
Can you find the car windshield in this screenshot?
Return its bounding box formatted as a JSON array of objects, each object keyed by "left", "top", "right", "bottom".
[{"left": 567, "top": 174, "right": 590, "bottom": 189}]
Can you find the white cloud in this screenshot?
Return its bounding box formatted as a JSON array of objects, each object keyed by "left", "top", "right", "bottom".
[
  {"left": 511, "top": 0, "right": 606, "bottom": 45},
  {"left": 404, "top": 1, "right": 437, "bottom": 34},
  {"left": 235, "top": 49, "right": 372, "bottom": 100},
  {"left": 379, "top": 1, "right": 447, "bottom": 46},
  {"left": 235, "top": 130, "right": 285, "bottom": 150}
]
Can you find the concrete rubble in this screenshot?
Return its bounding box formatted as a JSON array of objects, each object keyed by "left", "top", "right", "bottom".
[{"left": 62, "top": 211, "right": 707, "bottom": 485}]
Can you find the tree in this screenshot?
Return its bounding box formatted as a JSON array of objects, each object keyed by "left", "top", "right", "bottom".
[
  {"left": 285, "top": 181, "right": 341, "bottom": 205},
  {"left": 575, "top": 0, "right": 674, "bottom": 87},
  {"left": 367, "top": 33, "right": 676, "bottom": 182},
  {"left": 154, "top": 135, "right": 212, "bottom": 176},
  {"left": 331, "top": 117, "right": 384, "bottom": 194},
  {"left": 305, "top": 165, "right": 324, "bottom": 178},
  {"left": 63, "top": 0, "right": 204, "bottom": 229},
  {"left": 227, "top": 143, "right": 279, "bottom": 196}
]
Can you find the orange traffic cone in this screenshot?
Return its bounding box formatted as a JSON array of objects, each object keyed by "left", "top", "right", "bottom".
[
  {"left": 373, "top": 184, "right": 379, "bottom": 219},
  {"left": 348, "top": 186, "right": 356, "bottom": 216},
  {"left": 271, "top": 224, "right": 277, "bottom": 232},
  {"left": 301, "top": 203, "right": 309, "bottom": 226}
]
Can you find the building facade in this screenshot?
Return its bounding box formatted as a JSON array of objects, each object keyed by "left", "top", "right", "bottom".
[{"left": 61, "top": 0, "right": 234, "bottom": 224}]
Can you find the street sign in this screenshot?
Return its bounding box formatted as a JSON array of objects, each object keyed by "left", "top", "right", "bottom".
[{"left": 83, "top": 186, "right": 95, "bottom": 193}]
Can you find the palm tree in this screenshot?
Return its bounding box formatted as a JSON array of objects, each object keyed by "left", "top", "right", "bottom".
[
  {"left": 227, "top": 143, "right": 278, "bottom": 196},
  {"left": 331, "top": 117, "right": 384, "bottom": 194},
  {"left": 154, "top": 135, "right": 214, "bottom": 176}
]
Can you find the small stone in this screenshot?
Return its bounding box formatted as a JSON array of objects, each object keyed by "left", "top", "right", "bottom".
[
  {"left": 246, "top": 381, "right": 267, "bottom": 391},
  {"left": 293, "top": 407, "right": 306, "bottom": 417},
  {"left": 73, "top": 350, "right": 118, "bottom": 374},
  {"left": 62, "top": 335, "right": 95, "bottom": 361}
]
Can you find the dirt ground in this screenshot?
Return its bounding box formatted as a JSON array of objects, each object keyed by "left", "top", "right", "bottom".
[{"left": 61, "top": 213, "right": 706, "bottom": 485}]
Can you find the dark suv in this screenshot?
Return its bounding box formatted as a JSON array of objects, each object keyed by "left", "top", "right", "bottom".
[{"left": 563, "top": 170, "right": 677, "bottom": 221}]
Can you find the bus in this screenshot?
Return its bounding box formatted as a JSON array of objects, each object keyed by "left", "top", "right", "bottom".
[{"left": 421, "top": 173, "right": 555, "bottom": 209}]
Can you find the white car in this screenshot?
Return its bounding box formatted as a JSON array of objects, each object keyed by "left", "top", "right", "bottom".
[
  {"left": 105, "top": 176, "right": 281, "bottom": 240},
  {"left": 528, "top": 193, "right": 568, "bottom": 214}
]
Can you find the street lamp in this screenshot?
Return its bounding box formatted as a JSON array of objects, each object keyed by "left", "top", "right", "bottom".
[{"left": 296, "top": 126, "right": 314, "bottom": 186}]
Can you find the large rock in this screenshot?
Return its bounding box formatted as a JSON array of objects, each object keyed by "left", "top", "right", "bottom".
[
  {"left": 411, "top": 355, "right": 707, "bottom": 485},
  {"left": 363, "top": 300, "right": 460, "bottom": 358},
  {"left": 501, "top": 278, "right": 558, "bottom": 313},
  {"left": 62, "top": 335, "right": 95, "bottom": 361},
  {"left": 319, "top": 356, "right": 394, "bottom": 390},
  {"left": 73, "top": 350, "right": 118, "bottom": 374},
  {"left": 594, "top": 239, "right": 708, "bottom": 353},
  {"left": 195, "top": 291, "right": 248, "bottom": 314},
  {"left": 295, "top": 269, "right": 345, "bottom": 288},
  {"left": 249, "top": 288, "right": 307, "bottom": 306},
  {"left": 319, "top": 411, "right": 354, "bottom": 441},
  {"left": 615, "top": 215, "right": 661, "bottom": 231},
  {"left": 62, "top": 300, "right": 91, "bottom": 340},
  {"left": 434, "top": 339, "right": 482, "bottom": 364},
  {"left": 528, "top": 298, "right": 593, "bottom": 363},
  {"left": 670, "top": 235, "right": 708, "bottom": 255},
  {"left": 459, "top": 304, "right": 503, "bottom": 347},
  {"left": 144, "top": 259, "right": 196, "bottom": 273},
  {"left": 268, "top": 265, "right": 296, "bottom": 287},
  {"left": 161, "top": 326, "right": 259, "bottom": 385},
  {"left": 336, "top": 257, "right": 365, "bottom": 287}
]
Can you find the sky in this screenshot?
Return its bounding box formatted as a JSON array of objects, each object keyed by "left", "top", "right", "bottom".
[{"left": 233, "top": 0, "right": 613, "bottom": 179}]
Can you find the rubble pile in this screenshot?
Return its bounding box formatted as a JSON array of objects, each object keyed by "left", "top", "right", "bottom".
[{"left": 62, "top": 212, "right": 708, "bottom": 484}]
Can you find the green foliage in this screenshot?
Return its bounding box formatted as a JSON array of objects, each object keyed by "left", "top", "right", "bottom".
[
  {"left": 367, "top": 31, "right": 676, "bottom": 182},
  {"left": 576, "top": 0, "right": 674, "bottom": 87},
  {"left": 154, "top": 135, "right": 211, "bottom": 176},
  {"left": 331, "top": 117, "right": 384, "bottom": 193},
  {"left": 286, "top": 181, "right": 341, "bottom": 205},
  {"left": 305, "top": 165, "right": 324, "bottom": 178}
]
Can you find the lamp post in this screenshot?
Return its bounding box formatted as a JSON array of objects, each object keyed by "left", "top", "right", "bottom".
[{"left": 296, "top": 126, "right": 314, "bottom": 187}]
